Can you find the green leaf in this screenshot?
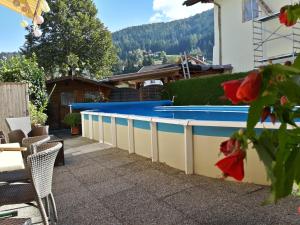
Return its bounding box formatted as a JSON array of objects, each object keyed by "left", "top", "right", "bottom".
[
  {"left": 247, "top": 95, "right": 277, "bottom": 134},
  {"left": 253, "top": 130, "right": 277, "bottom": 183},
  {"left": 278, "top": 80, "right": 300, "bottom": 103},
  {"left": 292, "top": 54, "right": 300, "bottom": 69}
]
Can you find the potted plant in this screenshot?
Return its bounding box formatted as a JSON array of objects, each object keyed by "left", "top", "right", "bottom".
[
  {"left": 29, "top": 102, "right": 49, "bottom": 136},
  {"left": 63, "top": 113, "right": 81, "bottom": 135}
]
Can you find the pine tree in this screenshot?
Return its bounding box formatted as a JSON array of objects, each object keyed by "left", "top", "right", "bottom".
[{"left": 21, "top": 0, "right": 117, "bottom": 79}]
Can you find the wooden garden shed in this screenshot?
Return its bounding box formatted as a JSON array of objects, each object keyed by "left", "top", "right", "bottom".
[{"left": 46, "top": 76, "right": 114, "bottom": 129}]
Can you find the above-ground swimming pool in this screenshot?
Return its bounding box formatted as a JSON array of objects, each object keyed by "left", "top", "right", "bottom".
[
  {"left": 73, "top": 101, "right": 294, "bottom": 186},
  {"left": 72, "top": 100, "right": 251, "bottom": 121}
]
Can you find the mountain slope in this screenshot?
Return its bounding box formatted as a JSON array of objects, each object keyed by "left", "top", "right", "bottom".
[{"left": 112, "top": 9, "right": 214, "bottom": 60}]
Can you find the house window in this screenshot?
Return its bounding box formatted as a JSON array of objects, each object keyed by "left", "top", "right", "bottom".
[
  {"left": 60, "top": 92, "right": 75, "bottom": 106},
  {"left": 243, "top": 0, "right": 258, "bottom": 22}
]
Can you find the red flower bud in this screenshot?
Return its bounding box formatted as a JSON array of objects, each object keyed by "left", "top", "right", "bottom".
[
  {"left": 236, "top": 71, "right": 262, "bottom": 103},
  {"left": 279, "top": 7, "right": 297, "bottom": 27},
  {"left": 270, "top": 113, "right": 276, "bottom": 124},
  {"left": 220, "top": 139, "right": 240, "bottom": 156},
  {"left": 261, "top": 107, "right": 271, "bottom": 123},
  {"left": 280, "top": 96, "right": 288, "bottom": 106},
  {"left": 215, "top": 150, "right": 246, "bottom": 181},
  {"left": 298, "top": 206, "right": 300, "bottom": 215},
  {"left": 221, "top": 79, "right": 243, "bottom": 104}
]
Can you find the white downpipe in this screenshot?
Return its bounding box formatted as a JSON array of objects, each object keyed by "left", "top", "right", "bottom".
[
  {"left": 150, "top": 121, "right": 159, "bottom": 162},
  {"left": 99, "top": 115, "right": 104, "bottom": 143},
  {"left": 184, "top": 125, "right": 193, "bottom": 174},
  {"left": 128, "top": 119, "right": 135, "bottom": 154},
  {"left": 81, "top": 113, "right": 85, "bottom": 137},
  {"left": 89, "top": 115, "right": 93, "bottom": 140},
  {"left": 111, "top": 117, "right": 117, "bottom": 147}
]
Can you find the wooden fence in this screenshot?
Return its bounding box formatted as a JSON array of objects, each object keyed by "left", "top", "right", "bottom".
[{"left": 0, "top": 83, "right": 29, "bottom": 137}]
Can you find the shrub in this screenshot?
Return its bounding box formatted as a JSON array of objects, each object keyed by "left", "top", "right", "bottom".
[
  {"left": 0, "top": 55, "right": 48, "bottom": 110},
  {"left": 163, "top": 72, "right": 248, "bottom": 105},
  {"left": 29, "top": 102, "right": 48, "bottom": 125},
  {"left": 63, "top": 113, "right": 81, "bottom": 127}
]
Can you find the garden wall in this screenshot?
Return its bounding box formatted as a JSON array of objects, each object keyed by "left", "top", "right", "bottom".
[{"left": 164, "top": 72, "right": 247, "bottom": 105}]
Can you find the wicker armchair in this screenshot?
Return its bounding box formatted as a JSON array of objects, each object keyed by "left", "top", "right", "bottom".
[
  {"left": 0, "top": 142, "right": 62, "bottom": 225},
  {"left": 0, "top": 135, "right": 50, "bottom": 184}
]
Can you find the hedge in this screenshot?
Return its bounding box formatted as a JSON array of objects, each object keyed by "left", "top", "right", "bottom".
[{"left": 163, "top": 72, "right": 248, "bottom": 105}]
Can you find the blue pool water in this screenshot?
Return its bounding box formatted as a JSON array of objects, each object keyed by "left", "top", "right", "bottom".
[{"left": 72, "top": 101, "right": 251, "bottom": 122}]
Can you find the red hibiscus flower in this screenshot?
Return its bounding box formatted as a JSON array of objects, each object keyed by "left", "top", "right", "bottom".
[
  {"left": 236, "top": 71, "right": 262, "bottom": 103},
  {"left": 261, "top": 107, "right": 271, "bottom": 123},
  {"left": 279, "top": 7, "right": 297, "bottom": 27},
  {"left": 280, "top": 96, "right": 288, "bottom": 106},
  {"left": 221, "top": 79, "right": 243, "bottom": 104},
  {"left": 215, "top": 150, "right": 246, "bottom": 181},
  {"left": 221, "top": 71, "right": 262, "bottom": 104},
  {"left": 220, "top": 139, "right": 240, "bottom": 156}
]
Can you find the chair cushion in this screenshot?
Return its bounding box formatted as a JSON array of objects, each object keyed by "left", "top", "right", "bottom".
[
  {"left": 6, "top": 117, "right": 32, "bottom": 136},
  {"left": 8, "top": 130, "right": 27, "bottom": 145},
  {"left": 0, "top": 183, "right": 35, "bottom": 206},
  {"left": 0, "top": 169, "right": 30, "bottom": 183}
]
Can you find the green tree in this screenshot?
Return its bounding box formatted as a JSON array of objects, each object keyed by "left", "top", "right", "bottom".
[
  {"left": 162, "top": 55, "right": 168, "bottom": 64},
  {"left": 0, "top": 55, "right": 48, "bottom": 110},
  {"left": 142, "top": 55, "right": 154, "bottom": 66},
  {"left": 21, "top": 0, "right": 117, "bottom": 79}
]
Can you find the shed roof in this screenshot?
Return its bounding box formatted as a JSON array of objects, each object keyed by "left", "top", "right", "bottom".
[
  {"left": 46, "top": 76, "right": 114, "bottom": 88},
  {"left": 183, "top": 0, "right": 213, "bottom": 6}
]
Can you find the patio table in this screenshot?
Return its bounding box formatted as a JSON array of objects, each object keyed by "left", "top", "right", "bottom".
[{"left": 0, "top": 143, "right": 25, "bottom": 173}]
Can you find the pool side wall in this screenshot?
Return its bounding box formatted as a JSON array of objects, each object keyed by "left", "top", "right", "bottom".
[{"left": 81, "top": 111, "right": 270, "bottom": 185}]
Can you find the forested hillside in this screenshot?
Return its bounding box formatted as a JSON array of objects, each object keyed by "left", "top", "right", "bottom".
[
  {"left": 0, "top": 52, "right": 19, "bottom": 60},
  {"left": 112, "top": 9, "right": 214, "bottom": 61}
]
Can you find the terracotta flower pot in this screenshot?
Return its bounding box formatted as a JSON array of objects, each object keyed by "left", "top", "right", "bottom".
[
  {"left": 31, "top": 125, "right": 49, "bottom": 136},
  {"left": 71, "top": 126, "right": 80, "bottom": 135}
]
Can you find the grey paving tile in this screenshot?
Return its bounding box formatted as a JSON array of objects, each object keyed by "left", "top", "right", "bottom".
[
  {"left": 52, "top": 174, "right": 83, "bottom": 194},
  {"left": 177, "top": 218, "right": 200, "bottom": 225},
  {"left": 110, "top": 160, "right": 154, "bottom": 177},
  {"left": 119, "top": 200, "right": 184, "bottom": 225},
  {"left": 57, "top": 200, "right": 113, "bottom": 225},
  {"left": 96, "top": 157, "right": 135, "bottom": 169},
  {"left": 122, "top": 169, "right": 194, "bottom": 198},
  {"left": 163, "top": 186, "right": 237, "bottom": 217},
  {"left": 70, "top": 164, "right": 118, "bottom": 185},
  {"left": 102, "top": 187, "right": 156, "bottom": 214},
  {"left": 192, "top": 202, "right": 283, "bottom": 225},
  {"left": 88, "top": 176, "right": 136, "bottom": 199},
  {"left": 64, "top": 155, "right": 97, "bottom": 169},
  {"left": 55, "top": 188, "right": 98, "bottom": 212},
  {"left": 61, "top": 216, "right": 123, "bottom": 225},
  {"left": 235, "top": 189, "right": 300, "bottom": 225}
]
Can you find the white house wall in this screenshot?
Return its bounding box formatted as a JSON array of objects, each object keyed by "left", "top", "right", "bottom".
[{"left": 213, "top": 0, "right": 294, "bottom": 72}]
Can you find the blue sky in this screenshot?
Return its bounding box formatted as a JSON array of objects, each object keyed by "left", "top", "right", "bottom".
[{"left": 0, "top": 0, "right": 212, "bottom": 52}]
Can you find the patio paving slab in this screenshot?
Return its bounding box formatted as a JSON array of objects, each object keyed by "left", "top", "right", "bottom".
[{"left": 1, "top": 136, "right": 300, "bottom": 225}]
